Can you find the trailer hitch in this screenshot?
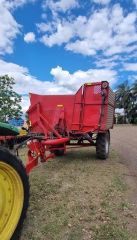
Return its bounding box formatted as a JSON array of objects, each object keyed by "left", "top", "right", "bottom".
[{"left": 26, "top": 137, "right": 69, "bottom": 174}]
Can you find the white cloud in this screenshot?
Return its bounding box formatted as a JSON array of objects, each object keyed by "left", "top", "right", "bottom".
[
  {"left": 41, "top": 22, "right": 74, "bottom": 46},
  {"left": 0, "top": 59, "right": 49, "bottom": 95},
  {"left": 24, "top": 32, "right": 36, "bottom": 43},
  {"left": 50, "top": 66, "right": 117, "bottom": 90},
  {"left": 92, "top": 0, "right": 110, "bottom": 5},
  {"left": 0, "top": 0, "right": 37, "bottom": 55},
  {"left": 37, "top": 22, "right": 53, "bottom": 33},
  {"left": 21, "top": 95, "right": 30, "bottom": 113},
  {"left": 0, "top": 60, "right": 117, "bottom": 112},
  {"left": 43, "top": 0, "right": 78, "bottom": 13},
  {"left": 95, "top": 55, "right": 119, "bottom": 68},
  {"left": 39, "top": 15, "right": 86, "bottom": 46},
  {"left": 39, "top": 4, "right": 137, "bottom": 58},
  {"left": 0, "top": 60, "right": 116, "bottom": 94},
  {"left": 124, "top": 63, "right": 137, "bottom": 71},
  {"left": 0, "top": 60, "right": 72, "bottom": 98},
  {"left": 66, "top": 40, "right": 96, "bottom": 56},
  {"left": 3, "top": 0, "right": 36, "bottom": 10},
  {"left": 0, "top": 1, "right": 20, "bottom": 55}
]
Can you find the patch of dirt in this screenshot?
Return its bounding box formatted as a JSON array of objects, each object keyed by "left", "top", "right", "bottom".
[
  {"left": 111, "top": 125, "right": 137, "bottom": 233},
  {"left": 111, "top": 125, "right": 137, "bottom": 170}
]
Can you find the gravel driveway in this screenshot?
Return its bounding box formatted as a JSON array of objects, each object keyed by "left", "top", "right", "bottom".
[
  {"left": 111, "top": 125, "right": 137, "bottom": 171},
  {"left": 111, "top": 125, "right": 137, "bottom": 207}
]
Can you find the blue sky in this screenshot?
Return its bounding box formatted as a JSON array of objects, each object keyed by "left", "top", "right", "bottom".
[{"left": 0, "top": 0, "right": 137, "bottom": 111}]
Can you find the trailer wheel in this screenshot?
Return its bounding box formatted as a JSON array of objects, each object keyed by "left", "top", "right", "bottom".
[
  {"left": 53, "top": 149, "right": 65, "bottom": 156},
  {"left": 96, "top": 131, "right": 110, "bottom": 159},
  {"left": 52, "top": 144, "right": 65, "bottom": 156},
  {"left": 0, "top": 147, "right": 29, "bottom": 240}
]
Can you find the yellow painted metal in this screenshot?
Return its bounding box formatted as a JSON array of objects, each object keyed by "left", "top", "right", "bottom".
[
  {"left": 85, "top": 83, "right": 92, "bottom": 86},
  {"left": 57, "top": 104, "right": 64, "bottom": 107},
  {"left": 19, "top": 128, "right": 27, "bottom": 136},
  {"left": 0, "top": 161, "right": 24, "bottom": 240}
]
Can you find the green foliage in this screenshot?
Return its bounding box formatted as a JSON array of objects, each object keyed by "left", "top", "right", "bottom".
[
  {"left": 116, "top": 80, "right": 137, "bottom": 124},
  {"left": 0, "top": 75, "right": 22, "bottom": 122},
  {"left": 117, "top": 115, "right": 124, "bottom": 124}
]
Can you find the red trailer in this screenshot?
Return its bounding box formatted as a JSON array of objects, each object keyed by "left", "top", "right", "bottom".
[{"left": 26, "top": 81, "right": 115, "bottom": 173}]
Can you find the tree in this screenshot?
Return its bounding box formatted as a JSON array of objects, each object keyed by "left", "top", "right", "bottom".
[
  {"left": 115, "top": 81, "right": 131, "bottom": 123},
  {"left": 132, "top": 80, "right": 137, "bottom": 96},
  {"left": 0, "top": 75, "right": 22, "bottom": 122},
  {"left": 129, "top": 80, "right": 137, "bottom": 123},
  {"left": 116, "top": 80, "right": 137, "bottom": 124}
]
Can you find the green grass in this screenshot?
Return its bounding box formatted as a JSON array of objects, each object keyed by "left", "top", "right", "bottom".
[{"left": 19, "top": 147, "right": 137, "bottom": 240}]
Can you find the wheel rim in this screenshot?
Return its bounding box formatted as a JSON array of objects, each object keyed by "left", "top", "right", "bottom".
[{"left": 0, "top": 161, "right": 24, "bottom": 240}]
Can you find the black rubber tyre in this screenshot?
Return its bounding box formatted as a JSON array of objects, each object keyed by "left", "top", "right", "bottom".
[
  {"left": 96, "top": 131, "right": 110, "bottom": 159},
  {"left": 53, "top": 149, "right": 65, "bottom": 156},
  {"left": 0, "top": 147, "right": 30, "bottom": 240},
  {"left": 7, "top": 139, "right": 15, "bottom": 150},
  {"left": 52, "top": 144, "right": 65, "bottom": 156}
]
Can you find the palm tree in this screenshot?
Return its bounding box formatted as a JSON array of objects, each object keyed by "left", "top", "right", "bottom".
[
  {"left": 129, "top": 80, "right": 137, "bottom": 123},
  {"left": 115, "top": 81, "right": 131, "bottom": 123},
  {"left": 132, "top": 80, "right": 137, "bottom": 95}
]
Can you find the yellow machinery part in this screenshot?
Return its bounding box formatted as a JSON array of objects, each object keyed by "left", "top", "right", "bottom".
[
  {"left": 0, "top": 161, "right": 24, "bottom": 240},
  {"left": 19, "top": 128, "right": 28, "bottom": 136}
]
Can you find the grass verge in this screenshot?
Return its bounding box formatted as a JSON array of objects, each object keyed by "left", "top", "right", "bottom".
[{"left": 19, "top": 147, "right": 137, "bottom": 240}]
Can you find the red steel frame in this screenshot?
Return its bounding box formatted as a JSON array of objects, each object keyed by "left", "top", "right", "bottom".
[{"left": 24, "top": 81, "right": 115, "bottom": 173}]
